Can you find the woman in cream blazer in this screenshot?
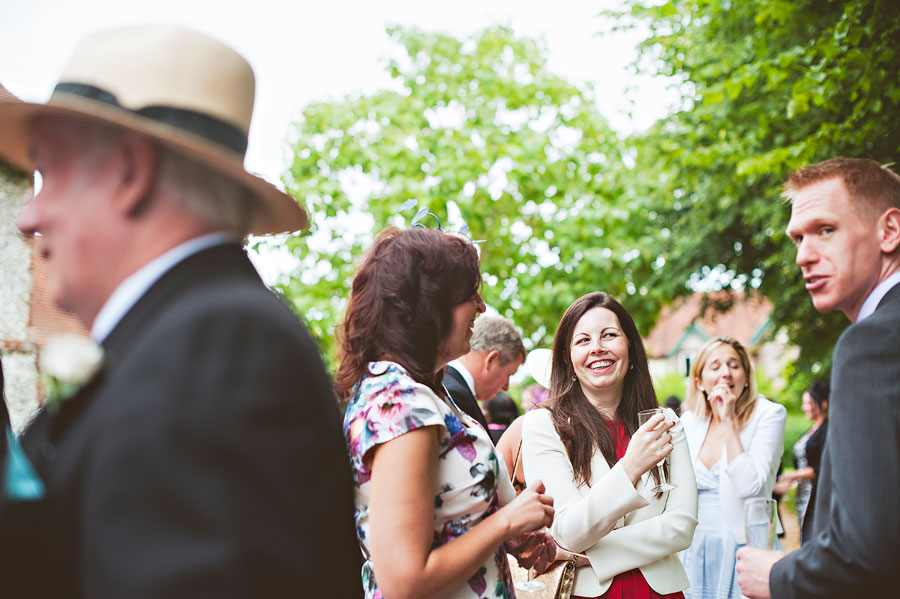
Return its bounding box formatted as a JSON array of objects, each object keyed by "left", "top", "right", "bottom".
[
  {"left": 522, "top": 293, "right": 698, "bottom": 598},
  {"left": 679, "top": 336, "right": 786, "bottom": 599}
]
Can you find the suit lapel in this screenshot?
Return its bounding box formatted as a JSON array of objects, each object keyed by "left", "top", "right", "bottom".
[{"left": 27, "top": 243, "right": 256, "bottom": 450}]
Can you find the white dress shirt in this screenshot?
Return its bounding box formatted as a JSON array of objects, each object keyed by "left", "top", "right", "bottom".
[{"left": 447, "top": 359, "right": 477, "bottom": 398}]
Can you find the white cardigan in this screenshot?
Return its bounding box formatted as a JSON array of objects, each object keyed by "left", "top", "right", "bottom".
[
  {"left": 522, "top": 408, "right": 698, "bottom": 597},
  {"left": 681, "top": 396, "right": 787, "bottom": 543}
]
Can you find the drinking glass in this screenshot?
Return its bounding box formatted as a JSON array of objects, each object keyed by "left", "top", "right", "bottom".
[
  {"left": 513, "top": 527, "right": 547, "bottom": 593},
  {"left": 744, "top": 498, "right": 777, "bottom": 549},
  {"left": 637, "top": 408, "right": 677, "bottom": 493}
]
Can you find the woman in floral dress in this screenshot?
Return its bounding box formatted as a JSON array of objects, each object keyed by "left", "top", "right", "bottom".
[{"left": 338, "top": 227, "right": 555, "bottom": 599}]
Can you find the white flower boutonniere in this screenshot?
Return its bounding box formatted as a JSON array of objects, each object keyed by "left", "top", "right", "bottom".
[{"left": 39, "top": 334, "right": 104, "bottom": 413}]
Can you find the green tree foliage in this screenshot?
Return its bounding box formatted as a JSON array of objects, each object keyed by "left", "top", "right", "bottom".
[
  {"left": 276, "top": 26, "right": 653, "bottom": 364},
  {"left": 611, "top": 0, "right": 900, "bottom": 387}
]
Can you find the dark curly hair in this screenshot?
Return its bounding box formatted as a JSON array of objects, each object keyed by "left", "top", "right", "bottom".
[
  {"left": 546, "top": 292, "right": 660, "bottom": 487},
  {"left": 335, "top": 227, "right": 482, "bottom": 397}
]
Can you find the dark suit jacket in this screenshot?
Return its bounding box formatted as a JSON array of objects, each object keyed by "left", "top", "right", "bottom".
[
  {"left": 442, "top": 365, "right": 489, "bottom": 431},
  {"left": 770, "top": 284, "right": 900, "bottom": 597},
  {"left": 5, "top": 244, "right": 362, "bottom": 598}
]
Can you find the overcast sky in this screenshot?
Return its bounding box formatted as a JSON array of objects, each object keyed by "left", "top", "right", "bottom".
[{"left": 1, "top": 0, "right": 675, "bottom": 185}]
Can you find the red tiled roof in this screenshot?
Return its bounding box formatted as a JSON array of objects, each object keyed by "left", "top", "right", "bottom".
[{"left": 644, "top": 292, "right": 772, "bottom": 358}]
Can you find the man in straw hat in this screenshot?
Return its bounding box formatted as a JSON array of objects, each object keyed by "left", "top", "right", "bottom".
[{"left": 0, "top": 24, "right": 361, "bottom": 597}]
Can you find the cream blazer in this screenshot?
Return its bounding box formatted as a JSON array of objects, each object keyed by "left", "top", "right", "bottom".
[
  {"left": 681, "top": 396, "right": 786, "bottom": 544},
  {"left": 522, "top": 408, "right": 698, "bottom": 597}
]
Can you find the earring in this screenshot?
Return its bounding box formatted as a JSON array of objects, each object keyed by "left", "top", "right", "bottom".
[{"left": 628, "top": 363, "right": 634, "bottom": 371}]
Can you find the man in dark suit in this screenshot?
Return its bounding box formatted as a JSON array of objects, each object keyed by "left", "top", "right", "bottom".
[
  {"left": 0, "top": 25, "right": 360, "bottom": 598},
  {"left": 736, "top": 158, "right": 900, "bottom": 597},
  {"left": 444, "top": 314, "right": 525, "bottom": 430}
]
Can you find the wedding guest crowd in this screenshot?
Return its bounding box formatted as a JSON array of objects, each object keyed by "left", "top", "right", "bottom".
[{"left": 0, "top": 22, "right": 896, "bottom": 599}]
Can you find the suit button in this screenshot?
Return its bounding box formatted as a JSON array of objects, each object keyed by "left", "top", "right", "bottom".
[{"left": 41, "top": 441, "right": 56, "bottom": 460}]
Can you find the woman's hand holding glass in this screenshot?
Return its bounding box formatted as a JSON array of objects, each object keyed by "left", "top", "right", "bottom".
[
  {"left": 621, "top": 412, "right": 676, "bottom": 491},
  {"left": 499, "top": 480, "right": 555, "bottom": 592},
  {"left": 498, "top": 479, "right": 554, "bottom": 538}
]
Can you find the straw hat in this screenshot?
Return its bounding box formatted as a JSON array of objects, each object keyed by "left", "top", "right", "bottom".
[
  {"left": 0, "top": 24, "right": 306, "bottom": 235},
  {"left": 525, "top": 348, "right": 552, "bottom": 389}
]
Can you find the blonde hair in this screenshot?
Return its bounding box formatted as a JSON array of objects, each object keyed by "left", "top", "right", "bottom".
[{"left": 685, "top": 336, "right": 758, "bottom": 429}]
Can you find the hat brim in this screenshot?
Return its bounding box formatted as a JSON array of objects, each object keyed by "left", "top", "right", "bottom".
[
  {"left": 0, "top": 95, "right": 307, "bottom": 236},
  {"left": 525, "top": 348, "right": 552, "bottom": 389}
]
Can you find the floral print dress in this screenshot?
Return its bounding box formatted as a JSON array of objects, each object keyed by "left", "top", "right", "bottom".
[{"left": 344, "top": 361, "right": 516, "bottom": 599}]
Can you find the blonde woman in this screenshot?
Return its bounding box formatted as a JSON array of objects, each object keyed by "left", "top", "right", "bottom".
[{"left": 680, "top": 337, "right": 786, "bottom": 599}]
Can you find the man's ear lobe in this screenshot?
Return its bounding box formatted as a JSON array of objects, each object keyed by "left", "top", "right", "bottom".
[
  {"left": 115, "top": 133, "right": 158, "bottom": 218},
  {"left": 485, "top": 349, "right": 501, "bottom": 368}
]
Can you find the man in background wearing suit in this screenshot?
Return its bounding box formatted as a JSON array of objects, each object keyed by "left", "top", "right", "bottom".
[
  {"left": 736, "top": 157, "right": 900, "bottom": 597},
  {"left": 444, "top": 314, "right": 525, "bottom": 430},
  {"left": 0, "top": 25, "right": 361, "bottom": 597}
]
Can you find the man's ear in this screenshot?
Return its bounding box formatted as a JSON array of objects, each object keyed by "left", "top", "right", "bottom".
[
  {"left": 484, "top": 349, "right": 501, "bottom": 370},
  {"left": 113, "top": 132, "right": 158, "bottom": 218},
  {"left": 879, "top": 207, "right": 900, "bottom": 254}
]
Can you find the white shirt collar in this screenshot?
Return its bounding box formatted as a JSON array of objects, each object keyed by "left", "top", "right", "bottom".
[
  {"left": 448, "top": 359, "right": 477, "bottom": 399},
  {"left": 91, "top": 233, "right": 240, "bottom": 342},
  {"left": 856, "top": 271, "right": 900, "bottom": 322}
]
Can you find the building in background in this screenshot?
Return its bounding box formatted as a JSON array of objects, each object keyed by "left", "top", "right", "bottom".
[
  {"left": 0, "top": 82, "right": 88, "bottom": 431},
  {"left": 644, "top": 292, "right": 793, "bottom": 385}
]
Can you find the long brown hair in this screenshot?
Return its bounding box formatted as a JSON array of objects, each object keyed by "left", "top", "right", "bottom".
[
  {"left": 334, "top": 227, "right": 481, "bottom": 397},
  {"left": 546, "top": 292, "right": 659, "bottom": 487}
]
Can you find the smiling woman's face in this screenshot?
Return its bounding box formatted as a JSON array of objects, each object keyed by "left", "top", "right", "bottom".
[{"left": 569, "top": 307, "right": 630, "bottom": 400}]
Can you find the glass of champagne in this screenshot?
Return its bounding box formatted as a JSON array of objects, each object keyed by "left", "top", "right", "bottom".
[
  {"left": 637, "top": 408, "right": 677, "bottom": 493},
  {"left": 513, "top": 528, "right": 546, "bottom": 593},
  {"left": 744, "top": 498, "right": 777, "bottom": 549}
]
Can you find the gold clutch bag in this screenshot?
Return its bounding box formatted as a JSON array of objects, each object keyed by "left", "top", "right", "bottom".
[{"left": 506, "top": 554, "right": 578, "bottom": 599}]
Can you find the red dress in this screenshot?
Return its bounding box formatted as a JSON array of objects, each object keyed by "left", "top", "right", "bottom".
[{"left": 572, "top": 419, "right": 684, "bottom": 599}]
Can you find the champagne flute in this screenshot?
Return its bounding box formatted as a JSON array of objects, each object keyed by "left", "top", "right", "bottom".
[
  {"left": 513, "top": 528, "right": 546, "bottom": 593},
  {"left": 637, "top": 408, "right": 677, "bottom": 493},
  {"left": 744, "top": 498, "right": 777, "bottom": 549}
]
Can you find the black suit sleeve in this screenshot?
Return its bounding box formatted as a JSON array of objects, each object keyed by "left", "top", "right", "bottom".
[
  {"left": 82, "top": 289, "right": 361, "bottom": 598},
  {"left": 770, "top": 321, "right": 899, "bottom": 597}
]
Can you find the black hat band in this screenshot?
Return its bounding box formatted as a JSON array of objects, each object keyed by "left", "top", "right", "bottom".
[{"left": 53, "top": 82, "right": 248, "bottom": 156}]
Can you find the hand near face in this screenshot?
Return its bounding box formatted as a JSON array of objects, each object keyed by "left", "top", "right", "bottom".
[{"left": 707, "top": 382, "right": 738, "bottom": 422}]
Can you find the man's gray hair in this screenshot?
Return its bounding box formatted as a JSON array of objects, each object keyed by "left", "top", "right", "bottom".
[
  {"left": 470, "top": 315, "right": 525, "bottom": 364},
  {"left": 156, "top": 146, "right": 257, "bottom": 236},
  {"left": 46, "top": 115, "right": 258, "bottom": 237}
]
